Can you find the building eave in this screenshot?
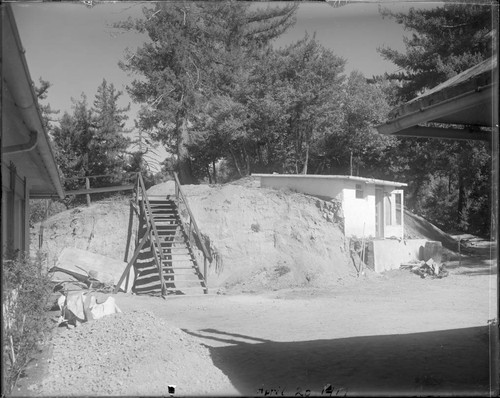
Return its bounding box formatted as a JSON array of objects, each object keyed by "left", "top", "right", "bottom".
[
  {"left": 252, "top": 174, "right": 408, "bottom": 187},
  {"left": 2, "top": 4, "right": 64, "bottom": 199},
  {"left": 376, "top": 55, "right": 498, "bottom": 141}
]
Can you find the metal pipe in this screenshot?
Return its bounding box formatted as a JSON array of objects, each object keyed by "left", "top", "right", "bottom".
[{"left": 2, "top": 131, "right": 38, "bottom": 154}]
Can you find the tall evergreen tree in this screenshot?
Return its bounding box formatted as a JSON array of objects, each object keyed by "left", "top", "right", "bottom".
[
  {"left": 34, "top": 78, "right": 60, "bottom": 133},
  {"left": 91, "top": 79, "right": 131, "bottom": 184},
  {"left": 377, "top": 2, "right": 495, "bottom": 235},
  {"left": 52, "top": 81, "right": 131, "bottom": 190},
  {"left": 115, "top": 1, "right": 297, "bottom": 184},
  {"left": 52, "top": 94, "right": 94, "bottom": 190}
]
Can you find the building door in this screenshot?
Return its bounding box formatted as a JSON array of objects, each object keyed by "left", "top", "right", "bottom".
[{"left": 375, "top": 186, "right": 384, "bottom": 238}]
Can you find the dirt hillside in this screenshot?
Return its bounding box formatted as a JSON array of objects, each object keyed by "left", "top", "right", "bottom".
[
  {"left": 147, "top": 178, "right": 354, "bottom": 292},
  {"left": 32, "top": 177, "right": 461, "bottom": 292},
  {"left": 404, "top": 209, "right": 459, "bottom": 252},
  {"left": 30, "top": 197, "right": 131, "bottom": 270}
]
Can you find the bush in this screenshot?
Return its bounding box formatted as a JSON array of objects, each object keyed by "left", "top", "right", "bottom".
[{"left": 2, "top": 250, "right": 54, "bottom": 393}]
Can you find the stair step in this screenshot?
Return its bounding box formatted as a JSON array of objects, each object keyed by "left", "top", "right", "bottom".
[
  {"left": 162, "top": 258, "right": 194, "bottom": 262},
  {"left": 163, "top": 273, "right": 202, "bottom": 282},
  {"left": 162, "top": 266, "right": 196, "bottom": 270},
  {"left": 163, "top": 269, "right": 199, "bottom": 275},
  {"left": 163, "top": 288, "right": 208, "bottom": 296},
  {"left": 164, "top": 280, "right": 205, "bottom": 286}
]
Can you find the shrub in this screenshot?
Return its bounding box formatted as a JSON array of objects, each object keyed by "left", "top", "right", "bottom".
[
  {"left": 2, "top": 250, "right": 53, "bottom": 393},
  {"left": 29, "top": 199, "right": 67, "bottom": 226},
  {"left": 251, "top": 223, "right": 261, "bottom": 233}
]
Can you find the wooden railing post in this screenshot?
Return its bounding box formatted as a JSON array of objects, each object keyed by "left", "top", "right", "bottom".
[
  {"left": 204, "top": 257, "right": 208, "bottom": 294},
  {"left": 137, "top": 172, "right": 166, "bottom": 295}
]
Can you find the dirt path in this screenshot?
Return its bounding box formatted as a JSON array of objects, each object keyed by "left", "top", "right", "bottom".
[{"left": 14, "top": 252, "right": 497, "bottom": 397}]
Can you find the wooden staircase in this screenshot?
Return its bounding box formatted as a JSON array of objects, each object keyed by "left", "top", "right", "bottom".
[
  {"left": 145, "top": 197, "right": 208, "bottom": 295},
  {"left": 115, "top": 172, "right": 212, "bottom": 297}
]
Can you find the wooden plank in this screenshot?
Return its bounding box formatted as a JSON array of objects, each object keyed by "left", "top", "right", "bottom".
[
  {"left": 65, "top": 184, "right": 135, "bottom": 196},
  {"left": 55, "top": 247, "right": 134, "bottom": 293},
  {"left": 123, "top": 202, "right": 135, "bottom": 291},
  {"left": 113, "top": 228, "right": 150, "bottom": 294}
]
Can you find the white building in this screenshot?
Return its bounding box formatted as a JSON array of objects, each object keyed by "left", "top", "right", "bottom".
[{"left": 253, "top": 174, "right": 407, "bottom": 239}]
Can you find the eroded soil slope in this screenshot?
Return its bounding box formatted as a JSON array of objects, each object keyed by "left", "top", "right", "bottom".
[{"left": 147, "top": 179, "right": 355, "bottom": 292}]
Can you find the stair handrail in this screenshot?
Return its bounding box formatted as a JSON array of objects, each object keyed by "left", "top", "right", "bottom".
[
  {"left": 172, "top": 172, "right": 213, "bottom": 264},
  {"left": 136, "top": 172, "right": 166, "bottom": 294}
]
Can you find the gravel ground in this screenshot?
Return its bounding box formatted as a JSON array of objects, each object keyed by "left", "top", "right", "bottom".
[{"left": 31, "top": 311, "right": 238, "bottom": 396}]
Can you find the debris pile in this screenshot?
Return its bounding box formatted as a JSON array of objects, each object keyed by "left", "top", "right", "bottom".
[
  {"left": 33, "top": 311, "right": 237, "bottom": 396},
  {"left": 56, "top": 290, "right": 121, "bottom": 328},
  {"left": 400, "top": 258, "right": 449, "bottom": 279}
]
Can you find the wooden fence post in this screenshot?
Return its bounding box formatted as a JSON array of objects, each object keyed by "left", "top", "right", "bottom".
[{"left": 85, "top": 177, "right": 91, "bottom": 206}]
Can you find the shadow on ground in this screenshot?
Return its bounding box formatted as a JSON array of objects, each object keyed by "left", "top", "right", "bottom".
[
  {"left": 445, "top": 253, "right": 498, "bottom": 277},
  {"left": 183, "top": 326, "right": 493, "bottom": 397}
]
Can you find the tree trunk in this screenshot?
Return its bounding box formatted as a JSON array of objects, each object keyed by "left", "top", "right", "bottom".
[
  {"left": 177, "top": 118, "right": 196, "bottom": 185},
  {"left": 243, "top": 146, "right": 251, "bottom": 175},
  {"left": 302, "top": 142, "right": 309, "bottom": 174},
  {"left": 206, "top": 164, "right": 212, "bottom": 184},
  {"left": 314, "top": 159, "right": 325, "bottom": 174},
  {"left": 212, "top": 160, "right": 217, "bottom": 184},
  {"left": 229, "top": 146, "right": 243, "bottom": 177},
  {"left": 457, "top": 170, "right": 466, "bottom": 226}
]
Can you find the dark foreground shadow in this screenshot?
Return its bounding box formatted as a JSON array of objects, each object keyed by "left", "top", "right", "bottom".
[{"left": 184, "top": 326, "right": 495, "bottom": 397}]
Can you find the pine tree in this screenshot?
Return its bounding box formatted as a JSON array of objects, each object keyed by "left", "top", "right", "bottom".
[
  {"left": 377, "top": 2, "right": 495, "bottom": 235},
  {"left": 34, "top": 78, "right": 60, "bottom": 133},
  {"left": 115, "top": 1, "right": 297, "bottom": 184},
  {"left": 91, "top": 79, "right": 131, "bottom": 185}
]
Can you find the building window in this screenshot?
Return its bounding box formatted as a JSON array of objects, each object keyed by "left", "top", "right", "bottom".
[
  {"left": 355, "top": 184, "right": 363, "bottom": 199},
  {"left": 395, "top": 193, "right": 402, "bottom": 225}
]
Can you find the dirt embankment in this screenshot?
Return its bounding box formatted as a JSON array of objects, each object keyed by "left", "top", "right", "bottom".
[
  {"left": 30, "top": 198, "right": 131, "bottom": 269},
  {"left": 32, "top": 177, "right": 464, "bottom": 292},
  {"left": 148, "top": 179, "right": 354, "bottom": 292}
]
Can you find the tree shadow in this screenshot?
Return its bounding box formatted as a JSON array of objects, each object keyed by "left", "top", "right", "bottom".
[{"left": 183, "top": 326, "right": 494, "bottom": 396}]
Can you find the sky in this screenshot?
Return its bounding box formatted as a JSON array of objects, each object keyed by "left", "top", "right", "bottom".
[{"left": 11, "top": 0, "right": 440, "bottom": 171}]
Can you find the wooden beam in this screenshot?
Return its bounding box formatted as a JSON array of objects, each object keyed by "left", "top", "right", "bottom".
[
  {"left": 394, "top": 126, "right": 492, "bottom": 141},
  {"left": 65, "top": 184, "right": 135, "bottom": 196},
  {"left": 113, "top": 228, "right": 150, "bottom": 294}
]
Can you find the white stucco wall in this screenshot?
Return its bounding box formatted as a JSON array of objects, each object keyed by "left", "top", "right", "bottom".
[
  {"left": 255, "top": 174, "right": 406, "bottom": 239},
  {"left": 369, "top": 239, "right": 427, "bottom": 272},
  {"left": 342, "top": 182, "right": 376, "bottom": 238}
]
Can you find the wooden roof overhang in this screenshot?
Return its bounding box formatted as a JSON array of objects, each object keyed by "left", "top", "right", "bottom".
[
  {"left": 1, "top": 4, "right": 64, "bottom": 199},
  {"left": 376, "top": 55, "right": 498, "bottom": 141}
]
